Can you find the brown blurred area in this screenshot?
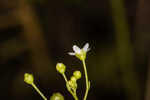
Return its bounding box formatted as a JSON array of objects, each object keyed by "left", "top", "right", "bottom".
[{"left": 0, "top": 0, "right": 149, "bottom": 100}]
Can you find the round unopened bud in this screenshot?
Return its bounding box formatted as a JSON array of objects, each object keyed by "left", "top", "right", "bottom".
[
  {"left": 70, "top": 76, "right": 76, "bottom": 82},
  {"left": 68, "top": 80, "right": 77, "bottom": 89},
  {"left": 50, "top": 92, "right": 64, "bottom": 100},
  {"left": 56, "top": 63, "right": 66, "bottom": 74},
  {"left": 24, "top": 73, "right": 34, "bottom": 85},
  {"left": 73, "top": 71, "right": 81, "bottom": 80}
]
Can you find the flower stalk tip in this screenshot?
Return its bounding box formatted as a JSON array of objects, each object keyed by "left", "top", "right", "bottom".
[
  {"left": 56, "top": 63, "right": 66, "bottom": 74},
  {"left": 73, "top": 71, "right": 81, "bottom": 80},
  {"left": 24, "top": 73, "right": 34, "bottom": 85}
]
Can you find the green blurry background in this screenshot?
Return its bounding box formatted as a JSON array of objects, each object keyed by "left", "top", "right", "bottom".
[{"left": 0, "top": 0, "right": 148, "bottom": 100}]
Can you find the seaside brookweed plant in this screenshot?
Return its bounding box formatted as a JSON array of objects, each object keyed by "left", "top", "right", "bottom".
[{"left": 24, "top": 43, "right": 91, "bottom": 100}]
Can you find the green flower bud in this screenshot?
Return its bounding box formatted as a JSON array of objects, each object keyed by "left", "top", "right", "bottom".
[
  {"left": 56, "top": 63, "right": 66, "bottom": 74},
  {"left": 68, "top": 80, "right": 77, "bottom": 90},
  {"left": 50, "top": 92, "right": 64, "bottom": 100},
  {"left": 70, "top": 76, "right": 77, "bottom": 82},
  {"left": 73, "top": 70, "right": 81, "bottom": 80},
  {"left": 24, "top": 73, "right": 34, "bottom": 85}
]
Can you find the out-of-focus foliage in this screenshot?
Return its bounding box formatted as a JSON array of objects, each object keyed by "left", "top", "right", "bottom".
[{"left": 27, "top": 0, "right": 45, "bottom": 4}]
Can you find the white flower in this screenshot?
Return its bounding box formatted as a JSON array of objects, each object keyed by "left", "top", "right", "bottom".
[{"left": 68, "top": 43, "right": 90, "bottom": 60}]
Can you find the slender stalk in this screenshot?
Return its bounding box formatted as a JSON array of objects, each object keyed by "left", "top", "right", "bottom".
[
  {"left": 71, "top": 91, "right": 78, "bottom": 100},
  {"left": 62, "top": 73, "right": 68, "bottom": 82},
  {"left": 82, "top": 60, "right": 89, "bottom": 100},
  {"left": 31, "top": 83, "right": 47, "bottom": 100}
]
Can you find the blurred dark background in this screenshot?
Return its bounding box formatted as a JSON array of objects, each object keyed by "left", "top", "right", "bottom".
[{"left": 0, "top": 0, "right": 149, "bottom": 100}]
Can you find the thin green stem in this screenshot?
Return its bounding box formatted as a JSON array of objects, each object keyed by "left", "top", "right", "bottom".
[
  {"left": 82, "top": 60, "right": 89, "bottom": 100},
  {"left": 62, "top": 73, "right": 68, "bottom": 82},
  {"left": 31, "top": 83, "right": 47, "bottom": 100},
  {"left": 72, "top": 92, "right": 78, "bottom": 100},
  {"left": 68, "top": 89, "right": 78, "bottom": 100}
]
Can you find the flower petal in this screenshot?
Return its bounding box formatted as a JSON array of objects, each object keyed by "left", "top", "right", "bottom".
[
  {"left": 73, "top": 45, "right": 81, "bottom": 54},
  {"left": 68, "top": 52, "right": 75, "bottom": 55},
  {"left": 87, "top": 48, "right": 90, "bottom": 52},
  {"left": 83, "top": 43, "right": 89, "bottom": 52}
]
